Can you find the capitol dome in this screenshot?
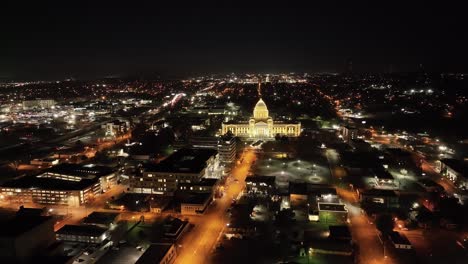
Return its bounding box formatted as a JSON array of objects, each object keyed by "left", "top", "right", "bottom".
[{"left": 253, "top": 98, "right": 269, "bottom": 120}]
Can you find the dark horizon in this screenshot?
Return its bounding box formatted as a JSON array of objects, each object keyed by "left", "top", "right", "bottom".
[{"left": 1, "top": 2, "right": 467, "bottom": 80}]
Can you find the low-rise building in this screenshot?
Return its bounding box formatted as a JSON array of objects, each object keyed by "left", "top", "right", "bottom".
[
  {"left": 179, "top": 193, "right": 212, "bottom": 215},
  {"left": 0, "top": 163, "right": 117, "bottom": 206},
  {"left": 82, "top": 212, "right": 120, "bottom": 229},
  {"left": 56, "top": 225, "right": 109, "bottom": 244},
  {"left": 162, "top": 218, "right": 189, "bottom": 242},
  {"left": 135, "top": 243, "right": 177, "bottom": 264},
  {"left": 388, "top": 231, "right": 412, "bottom": 250},
  {"left": 149, "top": 197, "right": 172, "bottom": 213},
  {"left": 438, "top": 159, "right": 468, "bottom": 190},
  {"left": 131, "top": 148, "right": 219, "bottom": 195},
  {"left": 0, "top": 213, "right": 60, "bottom": 264},
  {"left": 358, "top": 189, "right": 399, "bottom": 209}
]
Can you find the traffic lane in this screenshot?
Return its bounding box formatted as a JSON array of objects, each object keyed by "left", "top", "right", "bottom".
[
  {"left": 347, "top": 204, "right": 396, "bottom": 264},
  {"left": 175, "top": 148, "right": 255, "bottom": 264}
]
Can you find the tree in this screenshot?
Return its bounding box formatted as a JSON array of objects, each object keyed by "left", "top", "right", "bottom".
[{"left": 376, "top": 214, "right": 394, "bottom": 235}]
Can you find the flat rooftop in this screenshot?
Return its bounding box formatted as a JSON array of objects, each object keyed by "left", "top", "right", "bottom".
[
  {"left": 144, "top": 148, "right": 217, "bottom": 174},
  {"left": 0, "top": 215, "right": 52, "bottom": 237},
  {"left": 163, "top": 218, "right": 188, "bottom": 237},
  {"left": 83, "top": 212, "right": 120, "bottom": 226},
  {"left": 46, "top": 163, "right": 116, "bottom": 177},
  {"left": 135, "top": 244, "right": 173, "bottom": 264},
  {"left": 361, "top": 189, "right": 398, "bottom": 197},
  {"left": 389, "top": 231, "right": 411, "bottom": 245},
  {"left": 56, "top": 224, "right": 107, "bottom": 237},
  {"left": 1, "top": 175, "right": 99, "bottom": 191},
  {"left": 179, "top": 192, "right": 212, "bottom": 205}
]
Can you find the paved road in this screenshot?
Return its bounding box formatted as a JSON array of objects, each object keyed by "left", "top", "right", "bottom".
[{"left": 174, "top": 148, "right": 256, "bottom": 264}]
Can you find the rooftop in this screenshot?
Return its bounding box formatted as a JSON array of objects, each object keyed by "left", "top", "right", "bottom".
[
  {"left": 1, "top": 174, "right": 99, "bottom": 190},
  {"left": 144, "top": 148, "right": 217, "bottom": 174},
  {"left": 46, "top": 163, "right": 116, "bottom": 178},
  {"left": 193, "top": 178, "right": 219, "bottom": 187},
  {"left": 82, "top": 212, "right": 120, "bottom": 226},
  {"left": 135, "top": 243, "right": 174, "bottom": 264},
  {"left": 0, "top": 215, "right": 53, "bottom": 237},
  {"left": 163, "top": 218, "right": 189, "bottom": 237},
  {"left": 179, "top": 192, "right": 212, "bottom": 205},
  {"left": 56, "top": 224, "right": 107, "bottom": 237},
  {"left": 388, "top": 231, "right": 411, "bottom": 245},
  {"left": 361, "top": 189, "right": 398, "bottom": 197}
]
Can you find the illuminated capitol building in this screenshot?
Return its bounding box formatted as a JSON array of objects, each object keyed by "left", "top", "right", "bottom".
[{"left": 221, "top": 82, "right": 301, "bottom": 138}]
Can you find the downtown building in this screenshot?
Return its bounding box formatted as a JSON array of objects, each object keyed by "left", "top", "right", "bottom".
[
  {"left": 190, "top": 135, "right": 237, "bottom": 173},
  {"left": 0, "top": 163, "right": 118, "bottom": 206},
  {"left": 130, "top": 148, "right": 219, "bottom": 196}
]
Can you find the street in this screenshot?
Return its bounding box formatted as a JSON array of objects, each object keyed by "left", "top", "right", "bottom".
[{"left": 174, "top": 148, "right": 256, "bottom": 264}]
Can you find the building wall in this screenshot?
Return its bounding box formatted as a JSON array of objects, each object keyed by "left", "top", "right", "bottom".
[
  {"left": 181, "top": 203, "right": 207, "bottom": 215},
  {"left": 0, "top": 182, "right": 101, "bottom": 207},
  {"left": 161, "top": 244, "right": 177, "bottom": 264},
  {"left": 131, "top": 153, "right": 219, "bottom": 195},
  {"left": 56, "top": 232, "right": 107, "bottom": 244},
  {"left": 222, "top": 123, "right": 301, "bottom": 138}
]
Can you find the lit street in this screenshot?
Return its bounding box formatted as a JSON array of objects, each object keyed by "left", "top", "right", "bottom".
[{"left": 175, "top": 147, "right": 256, "bottom": 264}]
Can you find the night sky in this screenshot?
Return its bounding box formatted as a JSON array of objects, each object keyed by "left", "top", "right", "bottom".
[{"left": 1, "top": 1, "right": 467, "bottom": 79}]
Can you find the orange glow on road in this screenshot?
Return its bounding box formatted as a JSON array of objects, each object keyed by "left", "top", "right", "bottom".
[{"left": 175, "top": 148, "right": 256, "bottom": 264}]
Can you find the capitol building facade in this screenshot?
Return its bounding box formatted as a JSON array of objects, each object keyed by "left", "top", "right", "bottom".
[{"left": 221, "top": 97, "right": 301, "bottom": 138}]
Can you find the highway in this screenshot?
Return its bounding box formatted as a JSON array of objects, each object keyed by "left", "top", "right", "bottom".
[{"left": 174, "top": 147, "right": 256, "bottom": 264}]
